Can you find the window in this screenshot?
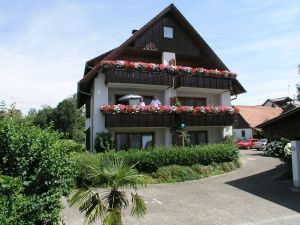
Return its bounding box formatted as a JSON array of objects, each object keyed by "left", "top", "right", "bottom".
[
  {"left": 116, "top": 133, "right": 154, "bottom": 150},
  {"left": 164, "top": 26, "right": 173, "bottom": 38},
  {"left": 188, "top": 131, "right": 208, "bottom": 146},
  {"left": 241, "top": 130, "right": 246, "bottom": 138}
]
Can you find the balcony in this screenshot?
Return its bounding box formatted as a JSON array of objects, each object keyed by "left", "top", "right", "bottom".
[
  {"left": 176, "top": 113, "right": 234, "bottom": 126},
  {"left": 104, "top": 113, "right": 234, "bottom": 127},
  {"left": 175, "top": 75, "right": 233, "bottom": 90},
  {"left": 104, "top": 113, "right": 175, "bottom": 127},
  {"left": 105, "top": 69, "right": 173, "bottom": 87}
]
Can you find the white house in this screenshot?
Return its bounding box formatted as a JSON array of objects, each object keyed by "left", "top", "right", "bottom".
[{"left": 77, "top": 4, "right": 246, "bottom": 151}]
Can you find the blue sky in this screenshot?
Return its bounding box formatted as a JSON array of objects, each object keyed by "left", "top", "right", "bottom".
[{"left": 0, "top": 0, "right": 299, "bottom": 113}]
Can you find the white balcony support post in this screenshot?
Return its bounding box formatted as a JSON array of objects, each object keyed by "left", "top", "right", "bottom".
[
  {"left": 164, "top": 87, "right": 176, "bottom": 105},
  {"left": 91, "top": 72, "right": 108, "bottom": 151},
  {"left": 164, "top": 128, "right": 172, "bottom": 147},
  {"left": 292, "top": 140, "right": 300, "bottom": 188},
  {"left": 221, "top": 91, "right": 232, "bottom": 138}
]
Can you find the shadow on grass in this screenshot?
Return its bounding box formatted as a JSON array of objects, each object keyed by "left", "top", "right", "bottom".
[{"left": 226, "top": 163, "right": 300, "bottom": 213}]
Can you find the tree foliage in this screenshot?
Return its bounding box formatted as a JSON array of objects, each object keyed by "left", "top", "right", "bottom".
[
  {"left": 0, "top": 115, "right": 76, "bottom": 224},
  {"left": 28, "top": 94, "right": 85, "bottom": 143}
]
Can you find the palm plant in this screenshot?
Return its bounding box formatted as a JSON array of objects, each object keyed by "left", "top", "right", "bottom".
[{"left": 68, "top": 158, "right": 147, "bottom": 225}]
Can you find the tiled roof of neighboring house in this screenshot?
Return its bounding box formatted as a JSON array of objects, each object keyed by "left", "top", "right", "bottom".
[{"left": 236, "top": 106, "right": 283, "bottom": 128}]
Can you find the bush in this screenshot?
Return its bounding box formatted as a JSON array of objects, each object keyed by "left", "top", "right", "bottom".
[
  {"left": 95, "top": 132, "right": 114, "bottom": 152},
  {"left": 153, "top": 161, "right": 241, "bottom": 183},
  {"left": 71, "top": 152, "right": 102, "bottom": 186},
  {"left": 0, "top": 116, "right": 76, "bottom": 224},
  {"left": 103, "top": 143, "right": 239, "bottom": 173},
  {"left": 61, "top": 139, "right": 85, "bottom": 152},
  {"left": 264, "top": 138, "right": 289, "bottom": 158},
  {"left": 153, "top": 165, "right": 198, "bottom": 182},
  {"left": 73, "top": 143, "right": 239, "bottom": 185},
  {"left": 0, "top": 175, "right": 30, "bottom": 225}
]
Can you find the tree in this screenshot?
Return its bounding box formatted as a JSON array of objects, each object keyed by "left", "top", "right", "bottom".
[
  {"left": 27, "top": 94, "right": 85, "bottom": 143},
  {"left": 55, "top": 95, "right": 85, "bottom": 142},
  {"left": 68, "top": 159, "right": 147, "bottom": 225}
]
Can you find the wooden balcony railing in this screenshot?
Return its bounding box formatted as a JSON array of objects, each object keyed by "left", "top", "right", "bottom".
[
  {"left": 104, "top": 113, "right": 234, "bottom": 127},
  {"left": 175, "top": 75, "right": 233, "bottom": 90},
  {"left": 105, "top": 113, "right": 175, "bottom": 127},
  {"left": 176, "top": 113, "right": 234, "bottom": 126},
  {"left": 105, "top": 69, "right": 173, "bottom": 86}
]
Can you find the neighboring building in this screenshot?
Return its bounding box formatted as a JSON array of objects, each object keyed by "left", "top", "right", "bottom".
[
  {"left": 257, "top": 107, "right": 300, "bottom": 139},
  {"left": 262, "top": 97, "right": 292, "bottom": 108},
  {"left": 77, "top": 4, "right": 246, "bottom": 151},
  {"left": 233, "top": 106, "right": 282, "bottom": 139},
  {"left": 281, "top": 101, "right": 300, "bottom": 113}
]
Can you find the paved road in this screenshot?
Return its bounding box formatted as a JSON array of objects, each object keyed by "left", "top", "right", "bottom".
[{"left": 61, "top": 150, "right": 300, "bottom": 225}]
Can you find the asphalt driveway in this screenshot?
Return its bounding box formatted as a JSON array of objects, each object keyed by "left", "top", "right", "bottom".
[{"left": 61, "top": 150, "right": 300, "bottom": 225}]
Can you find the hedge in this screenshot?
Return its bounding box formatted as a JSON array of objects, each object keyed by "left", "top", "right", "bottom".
[{"left": 73, "top": 143, "right": 239, "bottom": 185}]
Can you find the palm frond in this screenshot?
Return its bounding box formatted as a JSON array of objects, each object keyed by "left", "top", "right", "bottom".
[
  {"left": 103, "top": 209, "right": 123, "bottom": 225},
  {"left": 68, "top": 188, "right": 94, "bottom": 208},
  {"left": 131, "top": 192, "right": 147, "bottom": 218},
  {"left": 101, "top": 158, "right": 147, "bottom": 189},
  {"left": 83, "top": 194, "right": 106, "bottom": 225}
]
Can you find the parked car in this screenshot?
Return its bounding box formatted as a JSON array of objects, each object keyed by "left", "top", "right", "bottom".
[
  {"left": 237, "top": 139, "right": 258, "bottom": 149},
  {"left": 255, "top": 139, "right": 268, "bottom": 150}
]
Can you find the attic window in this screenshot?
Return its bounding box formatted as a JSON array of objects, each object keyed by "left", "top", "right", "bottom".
[{"left": 163, "top": 26, "right": 173, "bottom": 38}]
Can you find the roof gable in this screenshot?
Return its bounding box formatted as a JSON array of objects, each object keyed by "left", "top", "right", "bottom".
[{"left": 103, "top": 4, "right": 228, "bottom": 69}]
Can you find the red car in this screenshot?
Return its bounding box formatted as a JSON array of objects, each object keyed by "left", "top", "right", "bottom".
[{"left": 237, "top": 139, "right": 258, "bottom": 149}]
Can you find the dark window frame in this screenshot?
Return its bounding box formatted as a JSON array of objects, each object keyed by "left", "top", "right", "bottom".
[
  {"left": 241, "top": 130, "right": 246, "bottom": 138},
  {"left": 188, "top": 131, "right": 208, "bottom": 145},
  {"left": 115, "top": 132, "right": 155, "bottom": 150}
]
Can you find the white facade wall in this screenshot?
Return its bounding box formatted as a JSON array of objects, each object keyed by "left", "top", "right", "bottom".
[
  {"left": 90, "top": 72, "right": 108, "bottom": 151},
  {"left": 233, "top": 128, "right": 253, "bottom": 139}
]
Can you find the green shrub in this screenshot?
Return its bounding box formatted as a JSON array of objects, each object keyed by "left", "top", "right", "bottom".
[
  {"left": 0, "top": 175, "right": 30, "bottom": 225},
  {"left": 73, "top": 143, "right": 239, "bottom": 185},
  {"left": 103, "top": 143, "right": 239, "bottom": 173},
  {"left": 264, "top": 138, "right": 289, "bottom": 158},
  {"left": 72, "top": 152, "right": 102, "bottom": 186},
  {"left": 61, "top": 139, "right": 85, "bottom": 152},
  {"left": 95, "top": 132, "right": 114, "bottom": 152},
  {"left": 0, "top": 116, "right": 76, "bottom": 224},
  {"left": 152, "top": 161, "right": 240, "bottom": 183},
  {"left": 153, "top": 165, "right": 198, "bottom": 182}
]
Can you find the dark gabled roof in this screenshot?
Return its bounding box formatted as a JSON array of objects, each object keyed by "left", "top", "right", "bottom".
[{"left": 77, "top": 4, "right": 246, "bottom": 107}]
